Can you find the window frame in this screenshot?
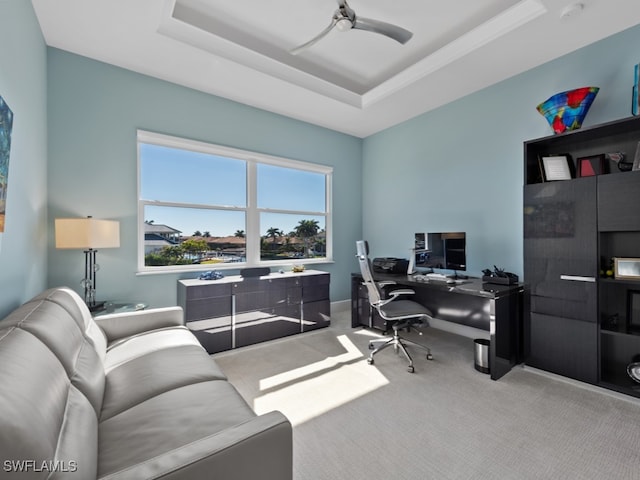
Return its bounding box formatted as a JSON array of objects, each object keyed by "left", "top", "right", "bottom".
[{"left": 137, "top": 130, "right": 333, "bottom": 273}]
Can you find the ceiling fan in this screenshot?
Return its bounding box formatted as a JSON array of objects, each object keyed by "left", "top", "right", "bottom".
[{"left": 291, "top": 0, "right": 413, "bottom": 55}]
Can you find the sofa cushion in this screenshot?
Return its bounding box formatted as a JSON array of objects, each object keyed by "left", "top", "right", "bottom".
[
  {"left": 96, "top": 307, "right": 185, "bottom": 344},
  {"left": 101, "top": 344, "right": 227, "bottom": 421},
  {"left": 103, "top": 326, "right": 202, "bottom": 374},
  {"left": 0, "top": 326, "right": 99, "bottom": 478},
  {"left": 0, "top": 297, "right": 105, "bottom": 415},
  {"left": 34, "top": 286, "right": 108, "bottom": 362},
  {"left": 98, "top": 381, "right": 257, "bottom": 478}
]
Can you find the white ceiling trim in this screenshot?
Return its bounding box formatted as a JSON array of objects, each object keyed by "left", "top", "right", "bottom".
[
  {"left": 159, "top": 0, "right": 547, "bottom": 110},
  {"left": 31, "top": 0, "right": 640, "bottom": 138},
  {"left": 361, "top": 0, "right": 548, "bottom": 108},
  {"left": 158, "top": 0, "right": 363, "bottom": 107}
]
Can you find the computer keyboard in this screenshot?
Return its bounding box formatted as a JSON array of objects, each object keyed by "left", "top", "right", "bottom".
[
  {"left": 425, "top": 273, "right": 450, "bottom": 280},
  {"left": 412, "top": 273, "right": 468, "bottom": 285}
]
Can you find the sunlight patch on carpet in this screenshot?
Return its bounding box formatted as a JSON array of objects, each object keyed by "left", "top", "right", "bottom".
[{"left": 253, "top": 334, "right": 389, "bottom": 425}]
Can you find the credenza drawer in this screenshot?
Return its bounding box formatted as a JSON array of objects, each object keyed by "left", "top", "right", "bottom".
[
  {"left": 183, "top": 282, "right": 232, "bottom": 300},
  {"left": 184, "top": 296, "right": 232, "bottom": 321}
]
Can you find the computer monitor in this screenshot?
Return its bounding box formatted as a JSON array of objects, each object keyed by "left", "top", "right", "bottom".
[{"left": 414, "top": 232, "right": 466, "bottom": 272}]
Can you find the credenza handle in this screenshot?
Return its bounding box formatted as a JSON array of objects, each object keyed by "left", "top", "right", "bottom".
[{"left": 560, "top": 275, "right": 596, "bottom": 283}]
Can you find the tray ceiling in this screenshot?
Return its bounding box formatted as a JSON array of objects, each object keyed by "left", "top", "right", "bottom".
[{"left": 32, "top": 0, "right": 640, "bottom": 137}]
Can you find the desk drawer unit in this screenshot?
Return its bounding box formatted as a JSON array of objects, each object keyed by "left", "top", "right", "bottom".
[
  {"left": 233, "top": 276, "right": 303, "bottom": 347},
  {"left": 302, "top": 274, "right": 330, "bottom": 331},
  {"left": 178, "top": 271, "right": 330, "bottom": 353},
  {"left": 178, "top": 282, "right": 233, "bottom": 354},
  {"left": 235, "top": 304, "right": 302, "bottom": 347}
]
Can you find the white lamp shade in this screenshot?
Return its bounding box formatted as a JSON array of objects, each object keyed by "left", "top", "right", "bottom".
[{"left": 55, "top": 218, "right": 120, "bottom": 249}]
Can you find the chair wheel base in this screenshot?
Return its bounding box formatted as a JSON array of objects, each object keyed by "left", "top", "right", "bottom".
[
  {"left": 367, "top": 358, "right": 374, "bottom": 365},
  {"left": 427, "top": 353, "right": 434, "bottom": 360},
  {"left": 407, "top": 366, "right": 415, "bottom": 373}
]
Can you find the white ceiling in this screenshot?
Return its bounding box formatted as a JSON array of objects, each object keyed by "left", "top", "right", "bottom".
[{"left": 31, "top": 0, "right": 640, "bottom": 138}]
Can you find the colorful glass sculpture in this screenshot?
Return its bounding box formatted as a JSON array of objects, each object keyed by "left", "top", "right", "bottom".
[{"left": 536, "top": 87, "right": 599, "bottom": 134}]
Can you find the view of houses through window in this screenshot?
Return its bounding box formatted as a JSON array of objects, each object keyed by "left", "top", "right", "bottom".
[{"left": 138, "top": 131, "right": 332, "bottom": 270}]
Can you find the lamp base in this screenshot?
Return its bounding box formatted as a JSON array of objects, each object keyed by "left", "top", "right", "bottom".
[{"left": 87, "top": 300, "right": 106, "bottom": 312}]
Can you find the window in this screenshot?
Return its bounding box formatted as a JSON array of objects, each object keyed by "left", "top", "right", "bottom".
[{"left": 137, "top": 131, "right": 332, "bottom": 272}]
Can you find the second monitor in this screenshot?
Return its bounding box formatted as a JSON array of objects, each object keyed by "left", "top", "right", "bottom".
[{"left": 415, "top": 232, "right": 466, "bottom": 271}]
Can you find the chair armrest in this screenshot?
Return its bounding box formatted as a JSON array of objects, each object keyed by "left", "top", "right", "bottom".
[
  {"left": 94, "top": 307, "right": 185, "bottom": 343},
  {"left": 100, "top": 411, "right": 292, "bottom": 480},
  {"left": 377, "top": 288, "right": 416, "bottom": 306},
  {"left": 377, "top": 280, "right": 397, "bottom": 287},
  {"left": 388, "top": 288, "right": 415, "bottom": 297}
]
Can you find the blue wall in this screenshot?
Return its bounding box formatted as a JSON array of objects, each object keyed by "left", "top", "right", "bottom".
[
  {"left": 363, "top": 24, "right": 640, "bottom": 278},
  {"left": 46, "top": 49, "right": 363, "bottom": 307},
  {"left": 4, "top": 9, "right": 640, "bottom": 313},
  {"left": 0, "top": 1, "right": 48, "bottom": 317}
]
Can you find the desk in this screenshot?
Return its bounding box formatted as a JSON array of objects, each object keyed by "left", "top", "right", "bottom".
[{"left": 351, "top": 273, "right": 523, "bottom": 380}]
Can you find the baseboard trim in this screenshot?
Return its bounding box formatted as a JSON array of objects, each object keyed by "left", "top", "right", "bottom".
[
  {"left": 522, "top": 365, "right": 640, "bottom": 406},
  {"left": 330, "top": 299, "right": 350, "bottom": 315}
]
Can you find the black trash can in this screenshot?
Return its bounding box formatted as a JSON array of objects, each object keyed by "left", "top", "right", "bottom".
[{"left": 474, "top": 338, "right": 490, "bottom": 374}]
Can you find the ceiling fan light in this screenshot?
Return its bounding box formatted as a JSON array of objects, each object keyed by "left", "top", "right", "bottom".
[{"left": 336, "top": 18, "right": 353, "bottom": 32}]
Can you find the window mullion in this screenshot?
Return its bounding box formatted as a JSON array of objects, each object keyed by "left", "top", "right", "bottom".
[
  {"left": 246, "top": 161, "right": 260, "bottom": 265},
  {"left": 325, "top": 172, "right": 333, "bottom": 261}
]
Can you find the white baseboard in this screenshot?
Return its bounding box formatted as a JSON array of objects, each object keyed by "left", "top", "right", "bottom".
[
  {"left": 330, "top": 299, "right": 350, "bottom": 315},
  {"left": 522, "top": 365, "right": 640, "bottom": 406}
]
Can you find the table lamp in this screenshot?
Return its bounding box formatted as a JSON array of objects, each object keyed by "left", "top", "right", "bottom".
[{"left": 55, "top": 216, "right": 120, "bottom": 311}]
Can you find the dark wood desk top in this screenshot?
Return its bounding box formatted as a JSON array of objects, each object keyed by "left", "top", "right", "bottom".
[{"left": 353, "top": 272, "right": 523, "bottom": 299}]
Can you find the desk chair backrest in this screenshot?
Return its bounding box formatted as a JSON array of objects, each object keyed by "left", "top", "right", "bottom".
[{"left": 356, "top": 240, "right": 382, "bottom": 306}]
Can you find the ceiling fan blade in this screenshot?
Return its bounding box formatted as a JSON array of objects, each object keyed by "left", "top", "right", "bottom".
[
  {"left": 352, "top": 16, "right": 413, "bottom": 44},
  {"left": 291, "top": 18, "right": 338, "bottom": 55}
]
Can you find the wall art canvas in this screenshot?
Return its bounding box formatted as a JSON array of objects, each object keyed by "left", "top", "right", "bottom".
[{"left": 0, "top": 95, "right": 14, "bottom": 233}]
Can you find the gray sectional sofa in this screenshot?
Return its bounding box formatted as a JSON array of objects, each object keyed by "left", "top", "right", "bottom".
[{"left": 0, "top": 287, "right": 292, "bottom": 479}]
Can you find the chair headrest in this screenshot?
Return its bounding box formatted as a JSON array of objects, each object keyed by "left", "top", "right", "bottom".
[{"left": 356, "top": 240, "right": 369, "bottom": 257}]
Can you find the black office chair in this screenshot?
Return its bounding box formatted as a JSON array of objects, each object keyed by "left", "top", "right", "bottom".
[{"left": 356, "top": 240, "right": 434, "bottom": 373}]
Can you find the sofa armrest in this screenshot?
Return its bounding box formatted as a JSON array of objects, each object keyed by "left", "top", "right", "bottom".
[
  {"left": 95, "top": 307, "right": 185, "bottom": 343},
  {"left": 100, "top": 411, "right": 292, "bottom": 480}
]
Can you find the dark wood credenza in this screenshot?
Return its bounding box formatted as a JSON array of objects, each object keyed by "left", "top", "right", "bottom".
[
  {"left": 351, "top": 273, "right": 524, "bottom": 380},
  {"left": 178, "top": 270, "right": 330, "bottom": 354}
]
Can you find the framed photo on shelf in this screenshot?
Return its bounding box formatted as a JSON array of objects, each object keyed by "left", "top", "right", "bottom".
[
  {"left": 539, "top": 154, "right": 573, "bottom": 181},
  {"left": 614, "top": 257, "right": 640, "bottom": 280},
  {"left": 577, "top": 154, "right": 606, "bottom": 177},
  {"left": 627, "top": 290, "right": 640, "bottom": 331}
]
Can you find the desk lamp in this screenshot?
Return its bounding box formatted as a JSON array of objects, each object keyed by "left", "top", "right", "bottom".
[{"left": 55, "top": 216, "right": 120, "bottom": 311}]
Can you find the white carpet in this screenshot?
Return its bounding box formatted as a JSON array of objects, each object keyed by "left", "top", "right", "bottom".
[{"left": 213, "top": 312, "right": 640, "bottom": 480}]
